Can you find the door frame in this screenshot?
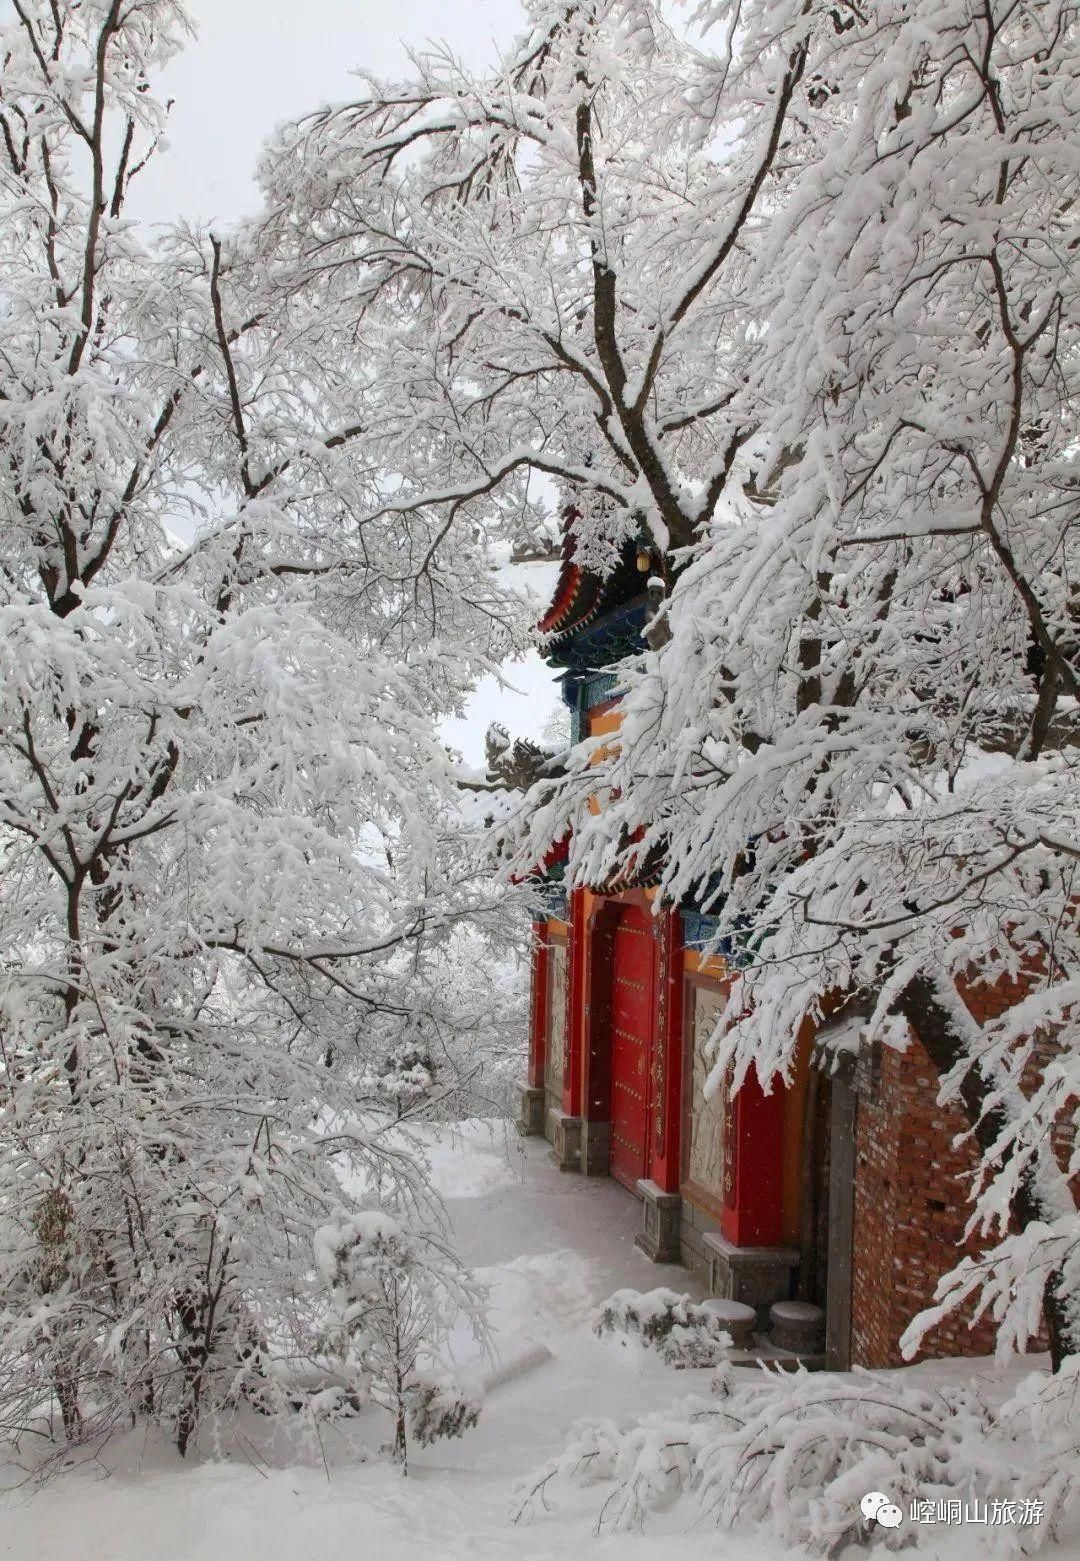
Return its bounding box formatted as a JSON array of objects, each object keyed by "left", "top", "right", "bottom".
[{"left": 824, "top": 1054, "right": 857, "bottom": 1369}]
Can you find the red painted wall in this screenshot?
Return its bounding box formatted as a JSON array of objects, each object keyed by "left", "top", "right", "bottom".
[
  {"left": 648, "top": 908, "right": 685, "bottom": 1195},
  {"left": 721, "top": 1064, "right": 785, "bottom": 1246},
  {"left": 562, "top": 886, "right": 587, "bottom": 1118}
]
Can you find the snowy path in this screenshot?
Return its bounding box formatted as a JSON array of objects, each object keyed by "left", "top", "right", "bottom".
[
  {"left": 0, "top": 1127, "right": 763, "bottom": 1561},
  {"left": 1, "top": 1124, "right": 1073, "bottom": 1561}
]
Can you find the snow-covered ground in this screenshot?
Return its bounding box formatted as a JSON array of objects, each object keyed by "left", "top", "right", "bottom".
[{"left": 2, "top": 1124, "right": 1076, "bottom": 1561}]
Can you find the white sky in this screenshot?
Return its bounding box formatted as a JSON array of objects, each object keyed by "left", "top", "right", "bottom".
[
  {"left": 137, "top": 0, "right": 531, "bottom": 226},
  {"left": 141, "top": 0, "right": 562, "bottom": 764}
]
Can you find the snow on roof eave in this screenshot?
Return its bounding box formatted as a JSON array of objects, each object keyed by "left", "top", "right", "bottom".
[
  {"left": 537, "top": 560, "right": 588, "bottom": 636},
  {"left": 541, "top": 596, "right": 605, "bottom": 655}
]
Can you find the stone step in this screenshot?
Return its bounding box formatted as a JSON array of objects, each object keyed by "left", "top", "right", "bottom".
[
  {"left": 699, "top": 1297, "right": 757, "bottom": 1349},
  {"left": 769, "top": 1299, "right": 826, "bottom": 1355},
  {"left": 728, "top": 1345, "right": 827, "bottom": 1373}
]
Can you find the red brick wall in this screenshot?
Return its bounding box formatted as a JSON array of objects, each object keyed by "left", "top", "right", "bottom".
[
  {"left": 847, "top": 950, "right": 1080, "bottom": 1370},
  {"left": 851, "top": 1037, "right": 1002, "bottom": 1368}
]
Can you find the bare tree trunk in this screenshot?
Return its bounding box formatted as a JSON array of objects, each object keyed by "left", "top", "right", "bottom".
[
  {"left": 55, "top": 1368, "right": 82, "bottom": 1441},
  {"left": 394, "top": 1361, "right": 408, "bottom": 1476},
  {"left": 174, "top": 1288, "right": 213, "bottom": 1457},
  {"left": 174, "top": 1339, "right": 205, "bottom": 1459}
]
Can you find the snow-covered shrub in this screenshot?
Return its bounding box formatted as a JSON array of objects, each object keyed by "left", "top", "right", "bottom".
[
  {"left": 370, "top": 1041, "right": 437, "bottom": 1119},
  {"left": 514, "top": 1364, "right": 1069, "bottom": 1556},
  {"left": 315, "top": 1213, "right": 485, "bottom": 1472},
  {"left": 407, "top": 1375, "right": 482, "bottom": 1447},
  {"left": 594, "top": 1288, "right": 732, "bottom": 1368}
]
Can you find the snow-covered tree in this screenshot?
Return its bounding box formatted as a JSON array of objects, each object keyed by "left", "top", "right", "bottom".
[
  {"left": 259, "top": 0, "right": 1080, "bottom": 1374},
  {"left": 530, "top": 0, "right": 1080, "bottom": 1373},
  {"left": 315, "top": 1211, "right": 484, "bottom": 1472},
  {"left": 0, "top": 0, "right": 521, "bottom": 1458},
  {"left": 257, "top": 0, "right": 816, "bottom": 575}
]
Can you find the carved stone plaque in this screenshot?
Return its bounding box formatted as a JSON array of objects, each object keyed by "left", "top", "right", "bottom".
[
  {"left": 545, "top": 940, "right": 568, "bottom": 1095},
  {"left": 688, "top": 986, "right": 726, "bottom": 1198}
]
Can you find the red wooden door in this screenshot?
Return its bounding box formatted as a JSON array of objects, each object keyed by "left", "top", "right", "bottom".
[{"left": 610, "top": 904, "right": 655, "bottom": 1191}]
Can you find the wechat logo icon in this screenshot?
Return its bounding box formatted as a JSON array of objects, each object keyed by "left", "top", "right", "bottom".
[{"left": 861, "top": 1491, "right": 903, "bottom": 1529}]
